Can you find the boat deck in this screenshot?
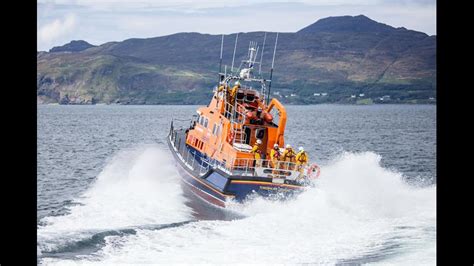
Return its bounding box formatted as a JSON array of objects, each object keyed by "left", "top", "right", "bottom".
[{"left": 168, "top": 128, "right": 303, "bottom": 186}]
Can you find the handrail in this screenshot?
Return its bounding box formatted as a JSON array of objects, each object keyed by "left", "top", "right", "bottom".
[
  {"left": 169, "top": 119, "right": 304, "bottom": 180},
  {"left": 230, "top": 158, "right": 301, "bottom": 179},
  {"left": 223, "top": 98, "right": 248, "bottom": 145},
  {"left": 224, "top": 100, "right": 246, "bottom": 125},
  {"left": 170, "top": 131, "right": 302, "bottom": 180}
]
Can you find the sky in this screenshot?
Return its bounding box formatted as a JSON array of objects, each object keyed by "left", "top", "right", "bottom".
[{"left": 37, "top": 0, "right": 436, "bottom": 51}]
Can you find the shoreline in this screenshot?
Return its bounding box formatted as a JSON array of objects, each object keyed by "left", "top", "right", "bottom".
[{"left": 38, "top": 102, "right": 436, "bottom": 106}]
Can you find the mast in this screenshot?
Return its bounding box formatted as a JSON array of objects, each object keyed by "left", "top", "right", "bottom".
[
  {"left": 231, "top": 33, "right": 239, "bottom": 74},
  {"left": 218, "top": 34, "right": 224, "bottom": 83},
  {"left": 267, "top": 32, "right": 279, "bottom": 105},
  {"left": 258, "top": 32, "right": 266, "bottom": 76},
  {"left": 259, "top": 33, "right": 267, "bottom": 103},
  {"left": 248, "top": 41, "right": 257, "bottom": 68}
]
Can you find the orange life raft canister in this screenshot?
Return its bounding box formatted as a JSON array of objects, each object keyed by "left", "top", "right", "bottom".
[{"left": 263, "top": 112, "right": 273, "bottom": 123}]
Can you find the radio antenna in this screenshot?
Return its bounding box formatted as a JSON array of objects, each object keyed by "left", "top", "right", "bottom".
[
  {"left": 267, "top": 32, "right": 279, "bottom": 105},
  {"left": 218, "top": 34, "right": 224, "bottom": 83},
  {"left": 231, "top": 33, "right": 239, "bottom": 74},
  {"left": 258, "top": 32, "right": 266, "bottom": 76}
]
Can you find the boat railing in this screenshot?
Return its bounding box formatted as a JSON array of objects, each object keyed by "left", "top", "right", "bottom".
[
  {"left": 223, "top": 99, "right": 248, "bottom": 145},
  {"left": 224, "top": 99, "right": 246, "bottom": 124},
  {"left": 169, "top": 127, "right": 301, "bottom": 180},
  {"left": 230, "top": 158, "right": 302, "bottom": 180}
]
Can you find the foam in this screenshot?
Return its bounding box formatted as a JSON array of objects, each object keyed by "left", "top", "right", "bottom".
[
  {"left": 37, "top": 145, "right": 192, "bottom": 253},
  {"left": 41, "top": 151, "right": 435, "bottom": 264}
]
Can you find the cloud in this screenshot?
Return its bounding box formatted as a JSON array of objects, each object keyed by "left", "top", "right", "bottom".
[
  {"left": 38, "top": 13, "right": 77, "bottom": 49},
  {"left": 36, "top": 1, "right": 436, "bottom": 51},
  {"left": 37, "top": 0, "right": 433, "bottom": 11}
]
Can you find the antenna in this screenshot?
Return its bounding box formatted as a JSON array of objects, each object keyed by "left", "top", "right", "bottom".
[
  {"left": 259, "top": 32, "right": 266, "bottom": 75},
  {"left": 271, "top": 32, "right": 278, "bottom": 69},
  {"left": 267, "top": 32, "right": 279, "bottom": 105},
  {"left": 254, "top": 46, "right": 259, "bottom": 65},
  {"left": 231, "top": 33, "right": 239, "bottom": 74},
  {"left": 247, "top": 41, "right": 258, "bottom": 68},
  {"left": 218, "top": 34, "right": 224, "bottom": 83},
  {"left": 248, "top": 42, "right": 251, "bottom": 59}
]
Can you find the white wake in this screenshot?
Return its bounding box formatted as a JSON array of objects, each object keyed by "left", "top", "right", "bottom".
[
  {"left": 37, "top": 145, "right": 193, "bottom": 255},
  {"left": 40, "top": 151, "right": 436, "bottom": 265}
]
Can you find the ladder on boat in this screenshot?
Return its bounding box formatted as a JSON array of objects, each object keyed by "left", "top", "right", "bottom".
[{"left": 223, "top": 96, "right": 250, "bottom": 150}]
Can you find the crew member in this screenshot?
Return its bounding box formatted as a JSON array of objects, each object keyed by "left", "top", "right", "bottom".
[
  {"left": 229, "top": 81, "right": 240, "bottom": 103},
  {"left": 251, "top": 139, "right": 263, "bottom": 168},
  {"left": 225, "top": 81, "right": 240, "bottom": 117},
  {"left": 249, "top": 107, "right": 264, "bottom": 125},
  {"left": 217, "top": 82, "right": 227, "bottom": 94},
  {"left": 255, "top": 107, "right": 264, "bottom": 125},
  {"left": 295, "top": 146, "right": 309, "bottom": 175},
  {"left": 270, "top": 143, "right": 281, "bottom": 172},
  {"left": 282, "top": 144, "right": 296, "bottom": 170}
]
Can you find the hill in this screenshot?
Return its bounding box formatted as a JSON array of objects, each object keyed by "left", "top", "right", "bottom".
[
  {"left": 49, "top": 40, "right": 96, "bottom": 53},
  {"left": 37, "top": 15, "right": 436, "bottom": 105}
]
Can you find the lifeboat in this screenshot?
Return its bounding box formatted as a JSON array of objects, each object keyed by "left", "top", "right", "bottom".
[{"left": 167, "top": 33, "right": 320, "bottom": 208}]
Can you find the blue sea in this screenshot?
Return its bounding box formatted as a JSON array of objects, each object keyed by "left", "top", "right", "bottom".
[{"left": 37, "top": 104, "right": 436, "bottom": 265}]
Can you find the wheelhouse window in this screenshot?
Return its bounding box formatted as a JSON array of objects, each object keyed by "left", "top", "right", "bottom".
[
  {"left": 198, "top": 116, "right": 209, "bottom": 128},
  {"left": 199, "top": 140, "right": 204, "bottom": 150},
  {"left": 212, "top": 123, "right": 217, "bottom": 135}
]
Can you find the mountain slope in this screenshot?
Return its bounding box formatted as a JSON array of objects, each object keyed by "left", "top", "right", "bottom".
[
  {"left": 298, "top": 15, "right": 394, "bottom": 34},
  {"left": 49, "top": 40, "right": 96, "bottom": 53},
  {"left": 37, "top": 15, "right": 436, "bottom": 104}
]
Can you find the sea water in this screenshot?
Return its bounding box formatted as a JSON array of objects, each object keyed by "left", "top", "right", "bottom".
[{"left": 37, "top": 104, "right": 436, "bottom": 264}]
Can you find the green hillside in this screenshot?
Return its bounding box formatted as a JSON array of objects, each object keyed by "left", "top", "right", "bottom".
[{"left": 37, "top": 15, "right": 436, "bottom": 105}]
